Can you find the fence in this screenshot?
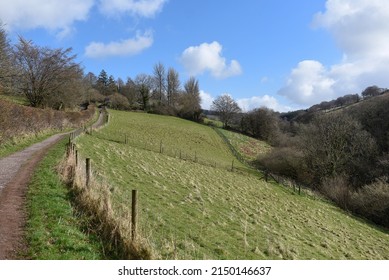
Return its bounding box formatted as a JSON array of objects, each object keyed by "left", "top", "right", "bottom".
[{"left": 64, "top": 109, "right": 150, "bottom": 259}]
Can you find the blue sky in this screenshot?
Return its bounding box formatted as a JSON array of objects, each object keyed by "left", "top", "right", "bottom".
[{"left": 1, "top": 0, "right": 389, "bottom": 112}]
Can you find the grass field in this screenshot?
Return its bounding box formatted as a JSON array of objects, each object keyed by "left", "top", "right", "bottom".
[
  {"left": 93, "top": 111, "right": 246, "bottom": 170},
  {"left": 216, "top": 128, "right": 271, "bottom": 162},
  {"left": 75, "top": 110, "right": 389, "bottom": 259}
]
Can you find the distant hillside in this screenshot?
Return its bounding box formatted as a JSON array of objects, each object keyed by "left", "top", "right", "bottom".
[{"left": 281, "top": 89, "right": 389, "bottom": 123}]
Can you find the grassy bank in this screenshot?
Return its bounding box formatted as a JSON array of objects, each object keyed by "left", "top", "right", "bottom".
[
  {"left": 24, "top": 138, "right": 105, "bottom": 259},
  {"left": 74, "top": 110, "right": 389, "bottom": 259}
]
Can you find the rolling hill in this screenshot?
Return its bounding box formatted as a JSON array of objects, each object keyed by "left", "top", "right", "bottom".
[{"left": 74, "top": 109, "right": 389, "bottom": 259}]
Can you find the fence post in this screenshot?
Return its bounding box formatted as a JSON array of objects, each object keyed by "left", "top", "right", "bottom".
[
  {"left": 195, "top": 151, "right": 197, "bottom": 163},
  {"left": 160, "top": 140, "right": 163, "bottom": 153},
  {"left": 265, "top": 170, "right": 268, "bottom": 182},
  {"left": 131, "top": 189, "right": 138, "bottom": 241},
  {"left": 75, "top": 150, "right": 78, "bottom": 167},
  {"left": 180, "top": 150, "right": 182, "bottom": 159},
  {"left": 231, "top": 159, "right": 234, "bottom": 171},
  {"left": 298, "top": 185, "right": 301, "bottom": 195},
  {"left": 86, "top": 158, "right": 91, "bottom": 187}
]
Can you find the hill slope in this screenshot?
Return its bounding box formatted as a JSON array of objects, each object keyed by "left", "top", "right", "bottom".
[{"left": 75, "top": 110, "right": 389, "bottom": 259}]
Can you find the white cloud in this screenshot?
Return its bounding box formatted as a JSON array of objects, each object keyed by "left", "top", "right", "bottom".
[
  {"left": 85, "top": 30, "right": 153, "bottom": 58},
  {"left": 237, "top": 95, "right": 293, "bottom": 113},
  {"left": 0, "top": 0, "right": 93, "bottom": 35},
  {"left": 180, "top": 41, "right": 242, "bottom": 79},
  {"left": 280, "top": 0, "right": 389, "bottom": 106},
  {"left": 278, "top": 60, "right": 336, "bottom": 106},
  {"left": 99, "top": 0, "right": 167, "bottom": 18},
  {"left": 199, "top": 90, "right": 214, "bottom": 110}
]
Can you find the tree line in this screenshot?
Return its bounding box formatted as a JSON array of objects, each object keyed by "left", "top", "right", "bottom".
[{"left": 0, "top": 25, "right": 202, "bottom": 122}]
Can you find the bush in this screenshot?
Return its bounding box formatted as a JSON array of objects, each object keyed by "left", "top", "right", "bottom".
[
  {"left": 107, "top": 93, "right": 130, "bottom": 110},
  {"left": 350, "top": 178, "right": 389, "bottom": 227},
  {"left": 0, "top": 99, "right": 95, "bottom": 145},
  {"left": 256, "top": 147, "right": 306, "bottom": 182},
  {"left": 320, "top": 175, "right": 350, "bottom": 210}
]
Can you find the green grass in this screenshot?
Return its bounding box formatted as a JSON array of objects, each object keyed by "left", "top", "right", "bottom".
[
  {"left": 24, "top": 138, "right": 105, "bottom": 260},
  {"left": 74, "top": 110, "right": 389, "bottom": 259},
  {"left": 216, "top": 128, "right": 272, "bottom": 162},
  {"left": 0, "top": 93, "right": 29, "bottom": 105},
  {"left": 0, "top": 130, "right": 59, "bottom": 158},
  {"left": 95, "top": 110, "right": 245, "bottom": 170},
  {"left": 203, "top": 117, "right": 223, "bottom": 128}
]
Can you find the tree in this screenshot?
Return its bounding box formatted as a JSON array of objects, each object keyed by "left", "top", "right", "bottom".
[
  {"left": 0, "top": 24, "right": 14, "bottom": 94},
  {"left": 134, "top": 74, "right": 152, "bottom": 111},
  {"left": 152, "top": 62, "right": 166, "bottom": 103},
  {"left": 300, "top": 113, "right": 378, "bottom": 187},
  {"left": 107, "top": 75, "right": 117, "bottom": 94},
  {"left": 361, "top": 85, "right": 385, "bottom": 98},
  {"left": 167, "top": 67, "right": 180, "bottom": 106},
  {"left": 96, "top": 69, "right": 109, "bottom": 95},
  {"left": 179, "top": 77, "right": 201, "bottom": 121},
  {"left": 211, "top": 94, "right": 241, "bottom": 128},
  {"left": 121, "top": 77, "right": 138, "bottom": 108},
  {"left": 240, "top": 108, "right": 280, "bottom": 142},
  {"left": 14, "top": 37, "right": 82, "bottom": 108}
]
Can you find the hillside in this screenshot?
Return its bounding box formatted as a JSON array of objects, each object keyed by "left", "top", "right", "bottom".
[{"left": 73, "top": 110, "right": 389, "bottom": 259}]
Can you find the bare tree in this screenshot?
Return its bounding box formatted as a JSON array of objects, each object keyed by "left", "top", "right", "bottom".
[
  {"left": 300, "top": 113, "right": 378, "bottom": 187},
  {"left": 152, "top": 62, "right": 166, "bottom": 103},
  {"left": 211, "top": 94, "right": 241, "bottom": 128},
  {"left": 167, "top": 67, "right": 180, "bottom": 106},
  {"left": 134, "top": 74, "right": 152, "bottom": 111},
  {"left": 179, "top": 77, "right": 201, "bottom": 121},
  {"left": 14, "top": 37, "right": 82, "bottom": 108},
  {"left": 0, "top": 24, "right": 14, "bottom": 94}
]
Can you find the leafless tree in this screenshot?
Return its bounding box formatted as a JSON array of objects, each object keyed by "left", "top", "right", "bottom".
[
  {"left": 167, "top": 67, "right": 180, "bottom": 106},
  {"left": 179, "top": 77, "right": 201, "bottom": 121},
  {"left": 152, "top": 62, "right": 166, "bottom": 103},
  {"left": 14, "top": 37, "right": 82, "bottom": 108},
  {"left": 0, "top": 24, "right": 14, "bottom": 94},
  {"left": 134, "top": 73, "right": 152, "bottom": 111},
  {"left": 211, "top": 94, "right": 241, "bottom": 128}
]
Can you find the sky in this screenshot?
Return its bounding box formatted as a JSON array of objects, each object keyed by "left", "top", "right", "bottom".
[{"left": 1, "top": 0, "right": 389, "bottom": 112}]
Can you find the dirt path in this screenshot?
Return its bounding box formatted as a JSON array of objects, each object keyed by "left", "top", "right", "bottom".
[
  {"left": 0, "top": 110, "right": 106, "bottom": 259},
  {"left": 0, "top": 133, "right": 67, "bottom": 259}
]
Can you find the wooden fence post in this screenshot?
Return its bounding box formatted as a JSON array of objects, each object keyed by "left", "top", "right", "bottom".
[
  {"left": 131, "top": 189, "right": 138, "bottom": 241},
  {"left": 160, "top": 140, "right": 163, "bottom": 153},
  {"left": 265, "top": 170, "right": 268, "bottom": 182},
  {"left": 195, "top": 151, "right": 197, "bottom": 162},
  {"left": 75, "top": 150, "right": 78, "bottom": 167},
  {"left": 86, "top": 158, "right": 91, "bottom": 187},
  {"left": 231, "top": 159, "right": 234, "bottom": 171}
]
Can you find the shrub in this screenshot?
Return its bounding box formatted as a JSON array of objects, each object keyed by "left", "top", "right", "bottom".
[
  {"left": 320, "top": 175, "right": 350, "bottom": 210},
  {"left": 350, "top": 178, "right": 389, "bottom": 227}
]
